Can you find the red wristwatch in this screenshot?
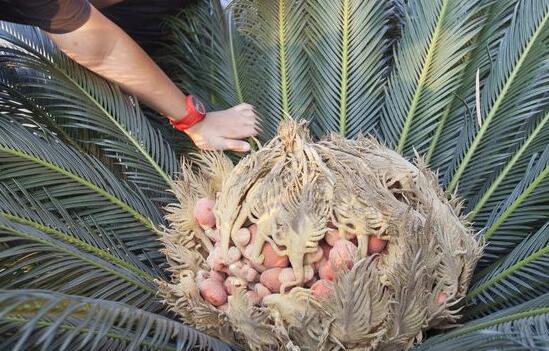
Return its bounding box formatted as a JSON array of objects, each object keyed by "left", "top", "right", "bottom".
[{"left": 168, "top": 95, "right": 206, "bottom": 131}]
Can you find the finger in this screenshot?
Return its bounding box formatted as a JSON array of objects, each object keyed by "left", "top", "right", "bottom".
[
  {"left": 252, "top": 118, "right": 262, "bottom": 130},
  {"left": 253, "top": 123, "right": 262, "bottom": 135},
  {"left": 189, "top": 135, "right": 214, "bottom": 151},
  {"left": 242, "top": 110, "right": 256, "bottom": 119},
  {"left": 231, "top": 114, "right": 256, "bottom": 127},
  {"left": 234, "top": 103, "right": 255, "bottom": 111},
  {"left": 226, "top": 125, "right": 257, "bottom": 139},
  {"left": 250, "top": 125, "right": 260, "bottom": 137},
  {"left": 223, "top": 139, "right": 251, "bottom": 152}
]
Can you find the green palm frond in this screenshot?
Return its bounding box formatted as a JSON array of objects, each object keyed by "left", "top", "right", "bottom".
[
  {"left": 380, "top": 0, "right": 483, "bottom": 156},
  {"left": 162, "top": 0, "right": 256, "bottom": 110},
  {"left": 465, "top": 222, "right": 549, "bottom": 319},
  {"left": 0, "top": 215, "right": 161, "bottom": 311},
  {"left": 0, "top": 116, "right": 165, "bottom": 263},
  {"left": 0, "top": 183, "right": 158, "bottom": 278},
  {"left": 0, "top": 289, "right": 233, "bottom": 351},
  {"left": 412, "top": 293, "right": 549, "bottom": 351},
  {"left": 307, "top": 0, "right": 390, "bottom": 137},
  {"left": 0, "top": 74, "right": 84, "bottom": 153},
  {"left": 0, "top": 0, "right": 547, "bottom": 349},
  {"left": 414, "top": 333, "right": 545, "bottom": 351},
  {"left": 0, "top": 23, "right": 177, "bottom": 201},
  {"left": 425, "top": 0, "right": 518, "bottom": 170},
  {"left": 467, "top": 111, "right": 549, "bottom": 225},
  {"left": 231, "top": 0, "right": 313, "bottom": 137},
  {"left": 443, "top": 0, "right": 549, "bottom": 196},
  {"left": 477, "top": 148, "right": 548, "bottom": 267}
]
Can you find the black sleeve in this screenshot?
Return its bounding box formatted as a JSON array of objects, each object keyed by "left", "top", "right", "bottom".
[{"left": 0, "top": 0, "right": 91, "bottom": 34}]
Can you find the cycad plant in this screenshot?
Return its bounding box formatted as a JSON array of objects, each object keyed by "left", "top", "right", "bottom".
[{"left": 0, "top": 0, "right": 547, "bottom": 349}]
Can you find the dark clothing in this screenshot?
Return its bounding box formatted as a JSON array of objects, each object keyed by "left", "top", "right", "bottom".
[
  {"left": 100, "top": 0, "right": 186, "bottom": 53},
  {"left": 1, "top": 0, "right": 91, "bottom": 34},
  {"left": 0, "top": 0, "right": 186, "bottom": 53}
]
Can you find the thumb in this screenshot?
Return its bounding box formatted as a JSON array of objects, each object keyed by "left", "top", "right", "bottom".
[{"left": 224, "top": 139, "right": 251, "bottom": 152}]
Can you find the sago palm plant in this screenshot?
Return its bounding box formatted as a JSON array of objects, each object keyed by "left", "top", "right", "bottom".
[{"left": 0, "top": 0, "right": 547, "bottom": 349}]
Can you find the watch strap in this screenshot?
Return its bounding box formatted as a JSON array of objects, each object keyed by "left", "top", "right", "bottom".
[{"left": 168, "top": 95, "right": 206, "bottom": 131}]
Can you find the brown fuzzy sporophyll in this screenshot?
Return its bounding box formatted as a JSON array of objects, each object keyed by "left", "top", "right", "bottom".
[{"left": 159, "top": 120, "right": 483, "bottom": 351}]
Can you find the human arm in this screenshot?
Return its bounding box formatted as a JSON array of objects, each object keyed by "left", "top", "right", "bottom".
[{"left": 47, "top": 4, "right": 258, "bottom": 152}]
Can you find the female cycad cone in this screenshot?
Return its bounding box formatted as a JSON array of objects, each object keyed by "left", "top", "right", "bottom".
[{"left": 160, "top": 120, "right": 482, "bottom": 351}]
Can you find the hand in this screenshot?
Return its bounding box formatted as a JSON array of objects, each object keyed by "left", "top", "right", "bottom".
[{"left": 184, "top": 103, "right": 259, "bottom": 152}]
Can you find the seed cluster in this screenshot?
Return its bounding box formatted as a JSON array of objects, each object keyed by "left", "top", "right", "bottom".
[{"left": 193, "top": 198, "right": 390, "bottom": 310}]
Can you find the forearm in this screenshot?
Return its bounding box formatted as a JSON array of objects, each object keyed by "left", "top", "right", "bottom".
[{"left": 47, "top": 6, "right": 187, "bottom": 119}]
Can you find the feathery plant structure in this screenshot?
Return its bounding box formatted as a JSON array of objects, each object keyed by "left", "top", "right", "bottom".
[
  {"left": 161, "top": 120, "right": 483, "bottom": 350},
  {"left": 0, "top": 0, "right": 547, "bottom": 350}
]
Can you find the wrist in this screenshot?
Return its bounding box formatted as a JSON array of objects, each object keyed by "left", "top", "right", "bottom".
[{"left": 166, "top": 95, "right": 206, "bottom": 131}]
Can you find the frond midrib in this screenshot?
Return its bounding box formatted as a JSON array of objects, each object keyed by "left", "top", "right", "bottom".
[
  {"left": 446, "top": 10, "right": 549, "bottom": 193},
  {"left": 0, "top": 210, "right": 157, "bottom": 284},
  {"left": 278, "top": 0, "right": 290, "bottom": 116},
  {"left": 338, "top": 0, "right": 351, "bottom": 135},
  {"left": 0, "top": 145, "right": 155, "bottom": 232},
  {"left": 227, "top": 13, "right": 244, "bottom": 104},
  {"left": 464, "top": 281, "right": 548, "bottom": 319},
  {"left": 466, "top": 245, "right": 549, "bottom": 299},
  {"left": 468, "top": 112, "right": 549, "bottom": 219},
  {"left": 441, "top": 306, "right": 549, "bottom": 340},
  {"left": 396, "top": 0, "right": 450, "bottom": 153},
  {"left": 2, "top": 315, "right": 178, "bottom": 351},
  {"left": 483, "top": 164, "right": 548, "bottom": 241},
  {"left": 0, "top": 222, "right": 156, "bottom": 294}
]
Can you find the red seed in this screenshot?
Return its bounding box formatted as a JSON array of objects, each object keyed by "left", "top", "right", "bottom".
[
  {"left": 318, "top": 258, "right": 335, "bottom": 281},
  {"left": 198, "top": 278, "right": 227, "bottom": 306},
  {"left": 232, "top": 227, "right": 251, "bottom": 247},
  {"left": 368, "top": 236, "right": 388, "bottom": 254},
  {"left": 254, "top": 283, "right": 271, "bottom": 299},
  {"left": 193, "top": 198, "right": 216, "bottom": 229},
  {"left": 329, "top": 239, "right": 357, "bottom": 271},
  {"left": 436, "top": 291, "right": 448, "bottom": 304},
  {"left": 260, "top": 268, "right": 282, "bottom": 292},
  {"left": 278, "top": 267, "right": 296, "bottom": 285},
  {"left": 310, "top": 279, "right": 333, "bottom": 299},
  {"left": 226, "top": 246, "right": 242, "bottom": 265},
  {"left": 262, "top": 243, "right": 289, "bottom": 268},
  {"left": 245, "top": 290, "right": 261, "bottom": 306},
  {"left": 209, "top": 270, "right": 225, "bottom": 283},
  {"left": 244, "top": 265, "right": 259, "bottom": 282}
]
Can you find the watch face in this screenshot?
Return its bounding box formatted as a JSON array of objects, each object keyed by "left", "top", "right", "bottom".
[{"left": 191, "top": 95, "right": 206, "bottom": 114}]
